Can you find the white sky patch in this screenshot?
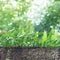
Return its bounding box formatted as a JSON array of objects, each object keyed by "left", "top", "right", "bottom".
[
  {"left": 27, "top": 0, "right": 53, "bottom": 25},
  {"left": 9, "top": 0, "right": 18, "bottom": 7}
]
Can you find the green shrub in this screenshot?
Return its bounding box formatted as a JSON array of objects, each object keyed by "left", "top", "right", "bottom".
[{"left": 0, "top": 0, "right": 60, "bottom": 47}]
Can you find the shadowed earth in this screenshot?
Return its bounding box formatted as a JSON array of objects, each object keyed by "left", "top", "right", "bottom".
[{"left": 0, "top": 47, "right": 60, "bottom": 60}]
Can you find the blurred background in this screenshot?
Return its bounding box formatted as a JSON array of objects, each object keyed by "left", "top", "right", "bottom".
[{"left": 0, "top": 0, "right": 60, "bottom": 47}]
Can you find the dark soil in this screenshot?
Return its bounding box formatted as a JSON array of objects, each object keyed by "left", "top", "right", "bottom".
[{"left": 0, "top": 47, "right": 60, "bottom": 60}]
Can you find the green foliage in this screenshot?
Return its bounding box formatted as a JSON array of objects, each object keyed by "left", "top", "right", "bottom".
[
  {"left": 0, "top": 0, "right": 34, "bottom": 47},
  {"left": 40, "top": 29, "right": 60, "bottom": 47},
  {"left": 55, "top": 0, "right": 60, "bottom": 1},
  {"left": 35, "top": 1, "right": 60, "bottom": 33},
  {"left": 41, "top": 31, "right": 47, "bottom": 46},
  {"left": 0, "top": 0, "right": 60, "bottom": 47},
  {"left": 43, "top": 1, "right": 60, "bottom": 31}
]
